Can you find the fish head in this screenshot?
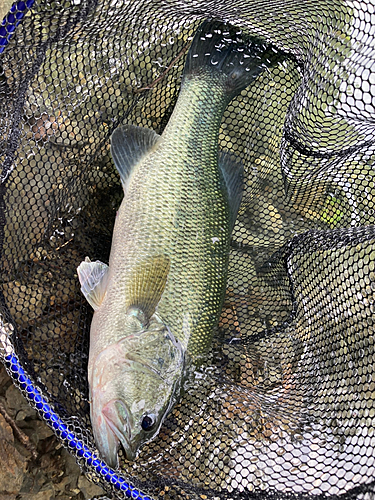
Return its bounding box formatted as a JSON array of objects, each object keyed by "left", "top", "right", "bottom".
[{"left": 89, "top": 310, "right": 184, "bottom": 467}]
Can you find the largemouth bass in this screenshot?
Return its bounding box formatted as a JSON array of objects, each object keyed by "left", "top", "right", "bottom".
[{"left": 77, "top": 21, "right": 281, "bottom": 467}]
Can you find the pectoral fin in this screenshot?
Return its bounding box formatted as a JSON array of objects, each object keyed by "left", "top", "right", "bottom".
[
  {"left": 218, "top": 151, "right": 244, "bottom": 232},
  {"left": 125, "top": 255, "right": 170, "bottom": 320},
  {"left": 111, "top": 125, "right": 161, "bottom": 191},
  {"left": 77, "top": 257, "right": 109, "bottom": 310}
]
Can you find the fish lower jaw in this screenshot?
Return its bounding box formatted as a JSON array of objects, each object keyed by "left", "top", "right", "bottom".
[
  {"left": 108, "top": 421, "right": 136, "bottom": 462},
  {"left": 95, "top": 412, "right": 137, "bottom": 466},
  {"left": 122, "top": 445, "right": 137, "bottom": 462}
]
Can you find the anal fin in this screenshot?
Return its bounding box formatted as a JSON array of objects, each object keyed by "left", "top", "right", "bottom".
[{"left": 219, "top": 150, "right": 244, "bottom": 232}]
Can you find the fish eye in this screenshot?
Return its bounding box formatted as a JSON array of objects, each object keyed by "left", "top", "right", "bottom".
[{"left": 141, "top": 414, "right": 156, "bottom": 431}]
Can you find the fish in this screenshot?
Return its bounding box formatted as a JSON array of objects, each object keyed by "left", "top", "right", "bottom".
[{"left": 77, "top": 21, "right": 282, "bottom": 467}]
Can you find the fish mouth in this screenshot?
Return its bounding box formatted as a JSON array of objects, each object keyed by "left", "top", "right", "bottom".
[
  {"left": 102, "top": 399, "right": 138, "bottom": 461},
  {"left": 92, "top": 398, "right": 136, "bottom": 467},
  {"left": 104, "top": 415, "right": 136, "bottom": 462}
]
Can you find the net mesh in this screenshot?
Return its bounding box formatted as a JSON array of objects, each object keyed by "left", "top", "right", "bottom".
[{"left": 1, "top": 0, "right": 375, "bottom": 498}]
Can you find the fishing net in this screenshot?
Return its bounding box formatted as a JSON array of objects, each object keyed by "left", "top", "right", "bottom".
[{"left": 1, "top": 0, "right": 375, "bottom": 498}]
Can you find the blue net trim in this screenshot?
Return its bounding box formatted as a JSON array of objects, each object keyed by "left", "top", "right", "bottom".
[
  {"left": 4, "top": 353, "right": 151, "bottom": 500},
  {"left": 0, "top": 0, "right": 35, "bottom": 54}
]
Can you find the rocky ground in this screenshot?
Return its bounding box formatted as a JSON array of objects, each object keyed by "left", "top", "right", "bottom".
[{"left": 0, "top": 363, "right": 105, "bottom": 500}]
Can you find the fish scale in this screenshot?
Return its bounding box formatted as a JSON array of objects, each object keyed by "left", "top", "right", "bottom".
[
  {"left": 77, "top": 20, "right": 282, "bottom": 466},
  {"left": 106, "top": 75, "right": 231, "bottom": 355}
]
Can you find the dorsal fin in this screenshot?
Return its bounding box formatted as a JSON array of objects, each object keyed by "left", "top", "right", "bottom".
[
  {"left": 125, "top": 255, "right": 170, "bottom": 321},
  {"left": 110, "top": 125, "right": 160, "bottom": 190},
  {"left": 77, "top": 257, "right": 109, "bottom": 310},
  {"left": 218, "top": 150, "right": 244, "bottom": 232}
]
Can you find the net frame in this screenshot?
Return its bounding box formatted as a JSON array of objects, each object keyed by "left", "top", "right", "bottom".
[{"left": 1, "top": 1, "right": 375, "bottom": 499}]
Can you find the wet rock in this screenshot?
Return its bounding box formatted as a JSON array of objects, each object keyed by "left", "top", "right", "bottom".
[
  {"left": 19, "top": 488, "right": 55, "bottom": 500},
  {"left": 0, "top": 362, "right": 94, "bottom": 499},
  {"left": 0, "top": 412, "right": 28, "bottom": 495},
  {"left": 78, "top": 475, "right": 105, "bottom": 499},
  {"left": 60, "top": 448, "right": 82, "bottom": 491},
  {"left": 19, "top": 418, "right": 55, "bottom": 447},
  {"left": 0, "top": 363, "right": 12, "bottom": 389},
  {"left": 227, "top": 249, "right": 256, "bottom": 296},
  {"left": 19, "top": 465, "right": 56, "bottom": 497},
  {"left": 5, "top": 384, "right": 37, "bottom": 420}
]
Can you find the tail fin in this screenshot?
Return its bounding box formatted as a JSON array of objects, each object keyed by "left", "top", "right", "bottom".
[{"left": 184, "top": 20, "right": 283, "bottom": 96}]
